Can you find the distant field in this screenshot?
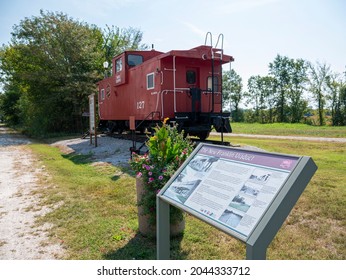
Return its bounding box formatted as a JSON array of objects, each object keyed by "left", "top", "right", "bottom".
[{"left": 230, "top": 122, "right": 346, "bottom": 138}]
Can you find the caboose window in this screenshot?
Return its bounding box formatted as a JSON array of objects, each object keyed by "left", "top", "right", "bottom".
[
  {"left": 127, "top": 54, "right": 143, "bottom": 67},
  {"left": 207, "top": 76, "right": 219, "bottom": 92},
  {"left": 100, "top": 89, "right": 105, "bottom": 100},
  {"left": 147, "top": 73, "right": 155, "bottom": 90},
  {"left": 186, "top": 70, "right": 196, "bottom": 84},
  {"left": 115, "top": 58, "right": 122, "bottom": 73}
]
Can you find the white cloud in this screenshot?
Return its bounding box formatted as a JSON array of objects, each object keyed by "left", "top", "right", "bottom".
[{"left": 180, "top": 21, "right": 206, "bottom": 38}]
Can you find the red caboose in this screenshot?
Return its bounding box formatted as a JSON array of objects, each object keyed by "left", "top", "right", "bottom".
[{"left": 97, "top": 42, "right": 234, "bottom": 139}]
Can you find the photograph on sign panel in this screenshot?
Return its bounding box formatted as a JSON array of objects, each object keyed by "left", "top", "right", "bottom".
[
  {"left": 248, "top": 168, "right": 271, "bottom": 184},
  {"left": 218, "top": 209, "right": 243, "bottom": 228},
  {"left": 163, "top": 155, "right": 219, "bottom": 204},
  {"left": 188, "top": 155, "right": 219, "bottom": 173},
  {"left": 240, "top": 183, "right": 260, "bottom": 198},
  {"left": 163, "top": 179, "right": 202, "bottom": 204},
  {"left": 229, "top": 194, "right": 255, "bottom": 213}
]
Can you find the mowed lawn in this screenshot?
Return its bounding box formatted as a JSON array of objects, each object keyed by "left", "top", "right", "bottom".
[
  {"left": 231, "top": 122, "right": 346, "bottom": 138},
  {"left": 30, "top": 123, "right": 345, "bottom": 260}
]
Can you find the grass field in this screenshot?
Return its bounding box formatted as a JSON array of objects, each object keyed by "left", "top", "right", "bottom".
[
  {"left": 231, "top": 122, "right": 346, "bottom": 138},
  {"left": 29, "top": 124, "right": 345, "bottom": 260}
]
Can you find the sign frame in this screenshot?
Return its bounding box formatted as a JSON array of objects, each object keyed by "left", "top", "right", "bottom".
[{"left": 156, "top": 143, "right": 317, "bottom": 260}]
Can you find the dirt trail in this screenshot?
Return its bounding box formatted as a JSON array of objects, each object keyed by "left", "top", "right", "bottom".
[{"left": 0, "top": 126, "right": 63, "bottom": 259}]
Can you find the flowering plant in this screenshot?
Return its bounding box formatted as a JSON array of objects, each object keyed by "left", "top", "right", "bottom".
[{"left": 130, "top": 118, "right": 194, "bottom": 225}]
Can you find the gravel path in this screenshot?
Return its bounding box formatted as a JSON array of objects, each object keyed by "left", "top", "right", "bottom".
[
  {"left": 51, "top": 135, "right": 134, "bottom": 166},
  {"left": 0, "top": 127, "right": 63, "bottom": 259}
]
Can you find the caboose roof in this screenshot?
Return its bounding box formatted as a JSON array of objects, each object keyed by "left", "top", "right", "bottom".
[
  {"left": 112, "top": 45, "right": 234, "bottom": 64},
  {"left": 158, "top": 45, "right": 234, "bottom": 63}
]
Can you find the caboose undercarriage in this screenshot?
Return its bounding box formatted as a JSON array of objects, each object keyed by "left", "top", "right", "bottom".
[
  {"left": 175, "top": 111, "right": 232, "bottom": 140},
  {"left": 99, "top": 111, "right": 231, "bottom": 141}
]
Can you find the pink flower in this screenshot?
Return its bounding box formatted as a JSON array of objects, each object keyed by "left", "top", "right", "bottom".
[
  {"left": 158, "top": 175, "right": 163, "bottom": 180},
  {"left": 136, "top": 172, "right": 142, "bottom": 178},
  {"left": 148, "top": 177, "right": 154, "bottom": 183},
  {"left": 148, "top": 171, "right": 152, "bottom": 176}
]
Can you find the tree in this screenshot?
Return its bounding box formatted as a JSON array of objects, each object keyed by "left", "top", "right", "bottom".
[
  {"left": 259, "top": 76, "right": 277, "bottom": 123},
  {"left": 308, "top": 62, "right": 331, "bottom": 126},
  {"left": 0, "top": 45, "right": 29, "bottom": 126},
  {"left": 247, "top": 75, "right": 277, "bottom": 123},
  {"left": 326, "top": 72, "right": 346, "bottom": 126},
  {"left": 0, "top": 10, "right": 105, "bottom": 134},
  {"left": 247, "top": 75, "right": 261, "bottom": 121},
  {"left": 102, "top": 25, "right": 147, "bottom": 74},
  {"left": 269, "top": 55, "right": 292, "bottom": 122},
  {"left": 0, "top": 10, "right": 146, "bottom": 135},
  {"left": 339, "top": 84, "right": 346, "bottom": 125},
  {"left": 0, "top": 82, "right": 22, "bottom": 125},
  {"left": 268, "top": 55, "right": 309, "bottom": 123},
  {"left": 287, "top": 59, "right": 309, "bottom": 123},
  {"left": 223, "top": 69, "right": 243, "bottom": 121}
]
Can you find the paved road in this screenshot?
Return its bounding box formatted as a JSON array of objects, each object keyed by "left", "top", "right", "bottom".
[{"left": 210, "top": 132, "right": 346, "bottom": 143}]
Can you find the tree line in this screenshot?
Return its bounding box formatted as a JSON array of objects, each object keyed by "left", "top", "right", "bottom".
[
  {"left": 223, "top": 56, "right": 346, "bottom": 126},
  {"left": 0, "top": 10, "right": 146, "bottom": 136}
]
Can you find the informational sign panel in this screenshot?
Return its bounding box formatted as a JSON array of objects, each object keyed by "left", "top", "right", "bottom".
[
  {"left": 157, "top": 143, "right": 317, "bottom": 259},
  {"left": 89, "top": 94, "right": 95, "bottom": 134},
  {"left": 160, "top": 144, "right": 303, "bottom": 241},
  {"left": 88, "top": 93, "right": 97, "bottom": 147}
]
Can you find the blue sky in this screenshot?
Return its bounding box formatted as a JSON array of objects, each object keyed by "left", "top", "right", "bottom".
[{"left": 1, "top": 0, "right": 345, "bottom": 84}]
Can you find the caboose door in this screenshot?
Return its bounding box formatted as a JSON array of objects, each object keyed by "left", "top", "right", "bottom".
[{"left": 184, "top": 67, "right": 200, "bottom": 112}]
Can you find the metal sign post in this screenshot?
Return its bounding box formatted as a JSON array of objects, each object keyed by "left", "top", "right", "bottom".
[
  {"left": 157, "top": 143, "right": 317, "bottom": 260},
  {"left": 157, "top": 197, "right": 171, "bottom": 260}
]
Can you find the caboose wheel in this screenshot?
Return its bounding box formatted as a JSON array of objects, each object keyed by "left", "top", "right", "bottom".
[
  {"left": 117, "top": 128, "right": 124, "bottom": 134},
  {"left": 107, "top": 121, "right": 116, "bottom": 134},
  {"left": 197, "top": 131, "right": 210, "bottom": 141}
]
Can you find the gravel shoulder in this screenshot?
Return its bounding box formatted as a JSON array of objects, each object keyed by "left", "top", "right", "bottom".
[{"left": 0, "top": 127, "right": 63, "bottom": 259}]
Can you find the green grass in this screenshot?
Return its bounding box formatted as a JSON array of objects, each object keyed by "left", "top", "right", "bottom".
[
  {"left": 30, "top": 144, "right": 141, "bottom": 259},
  {"left": 231, "top": 122, "right": 346, "bottom": 138},
  {"left": 29, "top": 133, "right": 345, "bottom": 260}
]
